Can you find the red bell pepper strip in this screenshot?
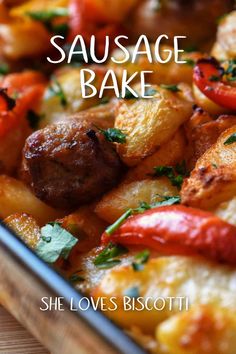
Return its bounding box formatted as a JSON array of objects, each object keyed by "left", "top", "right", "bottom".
[
  {"left": 102, "top": 205, "right": 236, "bottom": 265},
  {"left": 193, "top": 57, "right": 236, "bottom": 111}
]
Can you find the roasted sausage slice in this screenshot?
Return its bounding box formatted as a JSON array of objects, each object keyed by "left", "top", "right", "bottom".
[{"left": 21, "top": 119, "right": 124, "bottom": 209}]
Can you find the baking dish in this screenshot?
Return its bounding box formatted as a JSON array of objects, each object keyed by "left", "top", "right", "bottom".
[{"left": 0, "top": 222, "right": 146, "bottom": 354}]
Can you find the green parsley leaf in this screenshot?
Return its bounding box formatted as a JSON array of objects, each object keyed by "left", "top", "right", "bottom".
[
  {"left": 106, "top": 209, "right": 132, "bottom": 235},
  {"left": 160, "top": 84, "right": 181, "bottom": 92},
  {"left": 144, "top": 88, "right": 158, "bottom": 96},
  {"left": 69, "top": 272, "right": 85, "bottom": 283},
  {"left": 124, "top": 286, "right": 140, "bottom": 298},
  {"left": 46, "top": 77, "right": 67, "bottom": 107},
  {"left": 224, "top": 133, "right": 236, "bottom": 145},
  {"left": 153, "top": 163, "right": 187, "bottom": 189},
  {"left": 184, "top": 58, "right": 195, "bottom": 67},
  {"left": 35, "top": 223, "right": 78, "bottom": 263},
  {"left": 27, "top": 8, "right": 69, "bottom": 23},
  {"left": 152, "top": 195, "right": 181, "bottom": 207},
  {"left": 100, "top": 128, "right": 126, "bottom": 144},
  {"left": 132, "top": 250, "right": 150, "bottom": 271},
  {"left": 94, "top": 243, "right": 128, "bottom": 269},
  {"left": 52, "top": 23, "right": 69, "bottom": 36},
  {"left": 224, "top": 59, "right": 236, "bottom": 82},
  {"left": 0, "top": 63, "right": 9, "bottom": 75},
  {"left": 121, "top": 89, "right": 139, "bottom": 99},
  {"left": 27, "top": 110, "right": 44, "bottom": 130},
  {"left": 184, "top": 45, "right": 198, "bottom": 53}
]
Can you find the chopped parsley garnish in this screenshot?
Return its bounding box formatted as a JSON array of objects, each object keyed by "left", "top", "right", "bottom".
[
  {"left": 35, "top": 222, "right": 78, "bottom": 263},
  {"left": 99, "top": 128, "right": 127, "bottom": 144},
  {"left": 124, "top": 286, "right": 140, "bottom": 298},
  {"left": 106, "top": 209, "right": 132, "bottom": 235},
  {"left": 122, "top": 89, "right": 139, "bottom": 99},
  {"left": 224, "top": 133, "right": 236, "bottom": 145},
  {"left": 27, "top": 8, "right": 69, "bottom": 33},
  {"left": 153, "top": 195, "right": 181, "bottom": 207},
  {"left": 153, "top": 165, "right": 185, "bottom": 188},
  {"left": 0, "top": 88, "right": 16, "bottom": 110},
  {"left": 46, "top": 77, "right": 67, "bottom": 107},
  {"left": 100, "top": 96, "right": 110, "bottom": 105},
  {"left": 145, "top": 88, "right": 158, "bottom": 96},
  {"left": 212, "top": 163, "right": 218, "bottom": 169},
  {"left": 52, "top": 23, "right": 69, "bottom": 36},
  {"left": 209, "top": 75, "right": 221, "bottom": 82},
  {"left": 160, "top": 84, "right": 181, "bottom": 93},
  {"left": 93, "top": 243, "right": 128, "bottom": 269},
  {"left": 27, "top": 110, "right": 44, "bottom": 130},
  {"left": 132, "top": 250, "right": 150, "bottom": 271},
  {"left": 184, "top": 59, "right": 195, "bottom": 67},
  {"left": 184, "top": 45, "right": 198, "bottom": 53},
  {"left": 0, "top": 63, "right": 9, "bottom": 75},
  {"left": 69, "top": 271, "right": 85, "bottom": 283},
  {"left": 224, "top": 59, "right": 236, "bottom": 82}
]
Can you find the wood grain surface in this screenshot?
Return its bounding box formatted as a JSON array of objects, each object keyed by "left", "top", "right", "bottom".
[{"left": 0, "top": 306, "right": 49, "bottom": 354}]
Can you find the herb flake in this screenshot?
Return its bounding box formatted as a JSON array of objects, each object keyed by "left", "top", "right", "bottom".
[
  {"left": 100, "top": 128, "right": 126, "bottom": 144},
  {"left": 132, "top": 250, "right": 150, "bottom": 271},
  {"left": 160, "top": 84, "right": 181, "bottom": 93},
  {"left": 36, "top": 223, "right": 78, "bottom": 263},
  {"left": 224, "top": 133, "right": 236, "bottom": 145},
  {"left": 94, "top": 243, "right": 128, "bottom": 269}
]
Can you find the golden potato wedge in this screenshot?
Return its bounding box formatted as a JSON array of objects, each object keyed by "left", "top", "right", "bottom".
[
  {"left": 4, "top": 213, "right": 40, "bottom": 249},
  {"left": 93, "top": 256, "right": 236, "bottom": 334},
  {"left": 185, "top": 112, "right": 236, "bottom": 170},
  {"left": 124, "top": 129, "right": 186, "bottom": 183},
  {"left": 40, "top": 66, "right": 109, "bottom": 128},
  {"left": 157, "top": 305, "right": 236, "bottom": 354},
  {"left": 0, "top": 121, "right": 30, "bottom": 174},
  {"left": 0, "top": 20, "right": 51, "bottom": 60},
  {"left": 0, "top": 175, "right": 64, "bottom": 225},
  {"left": 214, "top": 11, "right": 236, "bottom": 60},
  {"left": 181, "top": 125, "right": 236, "bottom": 209},
  {"left": 115, "top": 84, "right": 193, "bottom": 166},
  {"left": 95, "top": 178, "right": 179, "bottom": 223},
  {"left": 214, "top": 197, "right": 236, "bottom": 226}
]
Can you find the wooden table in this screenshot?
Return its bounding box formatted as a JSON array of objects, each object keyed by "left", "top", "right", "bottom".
[{"left": 0, "top": 306, "right": 49, "bottom": 354}]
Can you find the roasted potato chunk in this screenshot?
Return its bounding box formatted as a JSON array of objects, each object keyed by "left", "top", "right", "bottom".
[
  {"left": 95, "top": 178, "right": 179, "bottom": 223},
  {"left": 0, "top": 175, "right": 64, "bottom": 225},
  {"left": 4, "top": 213, "right": 40, "bottom": 249},
  {"left": 214, "top": 197, "right": 236, "bottom": 226},
  {"left": 115, "top": 84, "right": 193, "bottom": 166},
  {"left": 212, "top": 11, "right": 236, "bottom": 60},
  {"left": 181, "top": 126, "right": 236, "bottom": 209},
  {"left": 125, "top": 129, "right": 186, "bottom": 183},
  {"left": 93, "top": 256, "right": 236, "bottom": 334},
  {"left": 185, "top": 112, "right": 236, "bottom": 170},
  {"left": 157, "top": 305, "right": 236, "bottom": 354}
]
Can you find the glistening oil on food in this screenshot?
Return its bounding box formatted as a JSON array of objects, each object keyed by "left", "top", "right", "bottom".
[{"left": 1, "top": 0, "right": 236, "bottom": 353}]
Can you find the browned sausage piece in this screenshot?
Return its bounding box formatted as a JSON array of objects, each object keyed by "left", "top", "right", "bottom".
[{"left": 21, "top": 119, "right": 124, "bottom": 209}]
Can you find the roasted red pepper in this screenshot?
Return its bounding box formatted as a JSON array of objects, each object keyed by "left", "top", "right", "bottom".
[
  {"left": 102, "top": 205, "right": 236, "bottom": 265},
  {"left": 0, "top": 71, "right": 46, "bottom": 137},
  {"left": 193, "top": 58, "right": 236, "bottom": 111},
  {"left": 68, "top": 0, "right": 123, "bottom": 57}
]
